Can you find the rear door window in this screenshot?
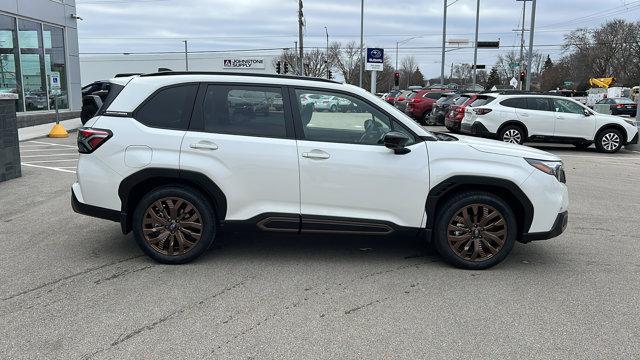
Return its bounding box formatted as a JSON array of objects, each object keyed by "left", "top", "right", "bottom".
[
  {"left": 526, "top": 97, "right": 553, "bottom": 111},
  {"left": 135, "top": 84, "right": 198, "bottom": 130},
  {"left": 500, "top": 97, "right": 527, "bottom": 109},
  {"left": 425, "top": 92, "right": 443, "bottom": 99}
]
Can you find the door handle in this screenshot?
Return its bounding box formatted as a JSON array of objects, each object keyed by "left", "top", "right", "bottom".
[
  {"left": 189, "top": 141, "right": 218, "bottom": 150},
  {"left": 519, "top": 113, "right": 529, "bottom": 117},
  {"left": 302, "top": 150, "right": 330, "bottom": 160}
]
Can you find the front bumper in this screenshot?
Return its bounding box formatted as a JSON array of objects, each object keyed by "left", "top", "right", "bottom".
[
  {"left": 521, "top": 211, "right": 568, "bottom": 242},
  {"left": 628, "top": 131, "right": 639, "bottom": 145}
]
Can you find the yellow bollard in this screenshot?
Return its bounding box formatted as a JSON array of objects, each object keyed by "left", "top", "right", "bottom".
[{"left": 48, "top": 122, "right": 68, "bottom": 138}]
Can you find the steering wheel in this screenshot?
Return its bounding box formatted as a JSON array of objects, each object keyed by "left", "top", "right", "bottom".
[{"left": 358, "top": 118, "right": 384, "bottom": 144}]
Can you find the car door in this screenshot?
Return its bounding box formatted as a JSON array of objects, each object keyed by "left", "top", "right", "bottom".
[
  {"left": 513, "top": 97, "right": 555, "bottom": 136},
  {"left": 291, "top": 88, "right": 430, "bottom": 231},
  {"left": 180, "top": 84, "right": 300, "bottom": 225},
  {"left": 552, "top": 98, "right": 596, "bottom": 140}
]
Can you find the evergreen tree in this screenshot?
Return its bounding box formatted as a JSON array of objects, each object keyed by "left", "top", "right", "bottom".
[
  {"left": 486, "top": 67, "right": 500, "bottom": 90},
  {"left": 543, "top": 55, "right": 553, "bottom": 71}
]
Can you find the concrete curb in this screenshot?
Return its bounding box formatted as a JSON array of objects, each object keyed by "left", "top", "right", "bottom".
[{"left": 18, "top": 118, "right": 82, "bottom": 141}]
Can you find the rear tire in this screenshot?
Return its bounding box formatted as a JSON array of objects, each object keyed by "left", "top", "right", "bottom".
[
  {"left": 499, "top": 125, "right": 526, "bottom": 145},
  {"left": 595, "top": 128, "right": 624, "bottom": 153},
  {"left": 132, "top": 186, "right": 216, "bottom": 264},
  {"left": 433, "top": 191, "right": 517, "bottom": 270}
]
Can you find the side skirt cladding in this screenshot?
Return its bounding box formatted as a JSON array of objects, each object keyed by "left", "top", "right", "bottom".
[{"left": 117, "top": 168, "right": 228, "bottom": 234}]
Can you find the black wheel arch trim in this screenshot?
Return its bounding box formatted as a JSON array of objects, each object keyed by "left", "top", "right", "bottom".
[
  {"left": 118, "top": 168, "right": 228, "bottom": 234},
  {"left": 425, "top": 175, "right": 534, "bottom": 236},
  {"left": 596, "top": 124, "right": 628, "bottom": 143}
]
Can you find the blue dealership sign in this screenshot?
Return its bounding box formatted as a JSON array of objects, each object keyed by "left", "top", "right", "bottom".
[{"left": 366, "top": 48, "right": 384, "bottom": 71}]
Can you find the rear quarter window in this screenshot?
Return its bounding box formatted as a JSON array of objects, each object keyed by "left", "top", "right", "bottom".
[
  {"left": 134, "top": 84, "right": 198, "bottom": 130},
  {"left": 500, "top": 97, "right": 527, "bottom": 109}
]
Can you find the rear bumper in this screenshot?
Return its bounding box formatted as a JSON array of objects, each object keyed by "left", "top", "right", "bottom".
[
  {"left": 72, "top": 188, "right": 121, "bottom": 223},
  {"left": 444, "top": 118, "right": 462, "bottom": 130},
  {"left": 460, "top": 121, "right": 494, "bottom": 137},
  {"left": 521, "top": 211, "right": 568, "bottom": 242}
]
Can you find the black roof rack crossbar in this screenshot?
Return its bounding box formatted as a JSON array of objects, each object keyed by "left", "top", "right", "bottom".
[{"left": 139, "top": 71, "right": 341, "bottom": 84}]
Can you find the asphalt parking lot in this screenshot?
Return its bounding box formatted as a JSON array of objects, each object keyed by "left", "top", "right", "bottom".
[{"left": 2, "top": 130, "right": 640, "bottom": 359}]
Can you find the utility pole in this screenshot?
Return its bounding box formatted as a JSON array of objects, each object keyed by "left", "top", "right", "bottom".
[
  {"left": 359, "top": 0, "right": 364, "bottom": 88},
  {"left": 517, "top": 0, "right": 528, "bottom": 90},
  {"left": 298, "top": 0, "right": 304, "bottom": 76},
  {"left": 396, "top": 42, "right": 399, "bottom": 70},
  {"left": 525, "top": 0, "right": 536, "bottom": 91},
  {"left": 183, "top": 40, "right": 189, "bottom": 71},
  {"left": 471, "top": 0, "right": 480, "bottom": 89},
  {"left": 440, "top": 0, "right": 447, "bottom": 86},
  {"left": 325, "top": 26, "right": 330, "bottom": 79}
]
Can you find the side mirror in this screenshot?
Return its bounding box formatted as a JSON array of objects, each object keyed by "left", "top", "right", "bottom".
[
  {"left": 583, "top": 109, "right": 591, "bottom": 117},
  {"left": 383, "top": 131, "right": 411, "bottom": 155}
]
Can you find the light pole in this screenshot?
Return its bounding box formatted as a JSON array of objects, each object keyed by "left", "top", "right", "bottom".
[
  {"left": 325, "top": 26, "right": 330, "bottom": 79},
  {"left": 359, "top": 0, "right": 364, "bottom": 88},
  {"left": 396, "top": 36, "right": 422, "bottom": 70},
  {"left": 298, "top": 0, "right": 304, "bottom": 76},
  {"left": 440, "top": 0, "right": 460, "bottom": 86},
  {"left": 471, "top": 0, "right": 480, "bottom": 89},
  {"left": 183, "top": 40, "right": 188, "bottom": 71},
  {"left": 525, "top": 0, "right": 537, "bottom": 91}
]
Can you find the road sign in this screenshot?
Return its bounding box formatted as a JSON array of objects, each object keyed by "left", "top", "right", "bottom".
[
  {"left": 472, "top": 64, "right": 486, "bottom": 70},
  {"left": 50, "top": 72, "right": 61, "bottom": 89},
  {"left": 365, "top": 48, "right": 384, "bottom": 71},
  {"left": 476, "top": 41, "right": 500, "bottom": 48},
  {"left": 510, "top": 62, "right": 519, "bottom": 69},
  {"left": 564, "top": 81, "right": 574, "bottom": 87},
  {"left": 509, "top": 77, "right": 518, "bottom": 88}
]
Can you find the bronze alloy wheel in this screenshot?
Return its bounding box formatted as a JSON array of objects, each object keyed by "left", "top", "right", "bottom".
[
  {"left": 447, "top": 203, "right": 507, "bottom": 262},
  {"left": 142, "top": 197, "right": 203, "bottom": 256}
]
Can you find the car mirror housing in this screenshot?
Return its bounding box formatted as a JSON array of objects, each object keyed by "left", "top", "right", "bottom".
[
  {"left": 383, "top": 131, "right": 411, "bottom": 155},
  {"left": 584, "top": 109, "right": 591, "bottom": 117}
]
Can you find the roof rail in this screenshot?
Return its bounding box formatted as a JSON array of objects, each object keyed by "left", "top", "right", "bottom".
[
  {"left": 138, "top": 71, "right": 342, "bottom": 84},
  {"left": 481, "top": 90, "right": 545, "bottom": 95}
]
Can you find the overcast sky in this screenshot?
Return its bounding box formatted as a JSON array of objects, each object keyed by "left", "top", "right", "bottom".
[{"left": 76, "top": 0, "right": 640, "bottom": 78}]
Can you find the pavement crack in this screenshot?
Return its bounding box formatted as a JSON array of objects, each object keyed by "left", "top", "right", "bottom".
[
  {"left": 109, "top": 276, "right": 252, "bottom": 349},
  {"left": 1, "top": 255, "right": 145, "bottom": 301},
  {"left": 94, "top": 265, "right": 154, "bottom": 284},
  {"left": 344, "top": 297, "right": 387, "bottom": 315}
]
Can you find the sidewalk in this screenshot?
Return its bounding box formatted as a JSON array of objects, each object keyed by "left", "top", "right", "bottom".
[{"left": 18, "top": 118, "right": 82, "bottom": 141}]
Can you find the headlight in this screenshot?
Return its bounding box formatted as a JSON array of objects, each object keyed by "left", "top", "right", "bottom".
[
  {"left": 624, "top": 118, "right": 637, "bottom": 126},
  {"left": 525, "top": 158, "right": 566, "bottom": 183}
]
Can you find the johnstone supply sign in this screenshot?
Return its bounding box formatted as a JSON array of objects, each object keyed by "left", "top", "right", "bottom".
[
  {"left": 223, "top": 58, "right": 265, "bottom": 69},
  {"left": 365, "top": 48, "right": 384, "bottom": 71}
]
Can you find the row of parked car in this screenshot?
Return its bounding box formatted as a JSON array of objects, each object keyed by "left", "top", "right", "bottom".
[{"left": 382, "top": 88, "right": 638, "bottom": 153}]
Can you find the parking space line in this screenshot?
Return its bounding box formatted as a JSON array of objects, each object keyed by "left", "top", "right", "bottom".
[
  {"left": 22, "top": 159, "right": 78, "bottom": 164},
  {"left": 21, "top": 153, "right": 78, "bottom": 158},
  {"left": 20, "top": 148, "right": 75, "bottom": 152},
  {"left": 21, "top": 163, "right": 76, "bottom": 174},
  {"left": 27, "top": 140, "right": 76, "bottom": 148},
  {"left": 56, "top": 166, "right": 77, "bottom": 170}
]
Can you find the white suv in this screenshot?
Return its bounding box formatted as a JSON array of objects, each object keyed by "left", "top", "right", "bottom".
[
  {"left": 72, "top": 72, "right": 569, "bottom": 269},
  {"left": 461, "top": 93, "right": 639, "bottom": 153}
]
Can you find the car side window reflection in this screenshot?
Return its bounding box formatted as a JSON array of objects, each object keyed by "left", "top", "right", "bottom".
[
  {"left": 553, "top": 99, "right": 584, "bottom": 114},
  {"left": 295, "top": 89, "right": 415, "bottom": 146}
]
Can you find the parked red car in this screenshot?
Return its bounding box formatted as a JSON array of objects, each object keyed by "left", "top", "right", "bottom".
[
  {"left": 405, "top": 90, "right": 444, "bottom": 125},
  {"left": 384, "top": 89, "right": 402, "bottom": 105},
  {"left": 444, "top": 93, "right": 477, "bottom": 133}
]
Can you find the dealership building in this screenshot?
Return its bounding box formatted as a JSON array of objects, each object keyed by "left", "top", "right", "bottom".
[
  {"left": 80, "top": 53, "right": 280, "bottom": 84},
  {"left": 0, "top": 0, "right": 81, "bottom": 126}
]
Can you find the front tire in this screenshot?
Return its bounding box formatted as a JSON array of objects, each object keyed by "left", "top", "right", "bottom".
[
  {"left": 433, "top": 191, "right": 517, "bottom": 270},
  {"left": 595, "top": 128, "right": 623, "bottom": 153},
  {"left": 132, "top": 186, "right": 216, "bottom": 264},
  {"left": 499, "top": 125, "right": 526, "bottom": 145}
]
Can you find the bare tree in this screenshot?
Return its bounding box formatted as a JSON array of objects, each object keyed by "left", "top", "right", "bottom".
[{"left": 275, "top": 48, "right": 328, "bottom": 77}]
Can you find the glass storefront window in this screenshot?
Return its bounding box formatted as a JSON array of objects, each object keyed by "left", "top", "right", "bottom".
[
  {"left": 18, "top": 19, "right": 47, "bottom": 111},
  {"left": 0, "top": 14, "right": 22, "bottom": 111},
  {"left": 44, "top": 25, "right": 68, "bottom": 109}
]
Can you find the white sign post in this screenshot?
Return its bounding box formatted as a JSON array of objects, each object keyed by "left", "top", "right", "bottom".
[
  {"left": 49, "top": 72, "right": 61, "bottom": 123},
  {"left": 366, "top": 48, "right": 384, "bottom": 93}
]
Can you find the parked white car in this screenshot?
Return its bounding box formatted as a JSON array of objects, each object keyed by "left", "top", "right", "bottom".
[
  {"left": 461, "top": 93, "right": 639, "bottom": 153},
  {"left": 73, "top": 72, "right": 569, "bottom": 269}
]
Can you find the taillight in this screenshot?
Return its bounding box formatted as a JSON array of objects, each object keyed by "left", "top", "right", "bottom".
[
  {"left": 77, "top": 127, "right": 112, "bottom": 154},
  {"left": 456, "top": 107, "right": 465, "bottom": 113},
  {"left": 474, "top": 108, "right": 492, "bottom": 115},
  {"left": 615, "top": 104, "right": 624, "bottom": 108}
]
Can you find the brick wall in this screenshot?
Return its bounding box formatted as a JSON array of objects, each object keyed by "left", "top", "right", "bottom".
[{"left": 0, "top": 99, "right": 21, "bottom": 182}]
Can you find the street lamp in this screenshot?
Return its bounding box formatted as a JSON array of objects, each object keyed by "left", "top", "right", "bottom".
[
  {"left": 396, "top": 36, "right": 422, "bottom": 71},
  {"left": 440, "top": 0, "right": 461, "bottom": 86}
]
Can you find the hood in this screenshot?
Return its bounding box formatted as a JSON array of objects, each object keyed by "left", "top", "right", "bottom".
[{"left": 453, "top": 134, "right": 560, "bottom": 161}]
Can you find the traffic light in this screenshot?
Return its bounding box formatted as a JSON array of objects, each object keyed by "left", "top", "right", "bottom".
[
  {"left": 394, "top": 71, "right": 400, "bottom": 87},
  {"left": 276, "top": 61, "right": 281, "bottom": 74},
  {"left": 328, "top": 70, "right": 332, "bottom": 79},
  {"left": 520, "top": 70, "right": 526, "bottom": 82},
  {"left": 284, "top": 62, "right": 289, "bottom": 74}
]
